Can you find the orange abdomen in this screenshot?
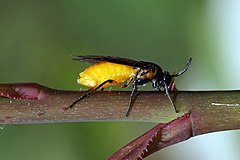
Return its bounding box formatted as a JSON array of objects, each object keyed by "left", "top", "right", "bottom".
[{"left": 78, "top": 62, "right": 137, "bottom": 88}]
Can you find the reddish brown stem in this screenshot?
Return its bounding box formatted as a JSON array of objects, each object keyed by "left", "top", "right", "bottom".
[
  {"left": 0, "top": 83, "right": 240, "bottom": 159},
  {"left": 108, "top": 113, "right": 192, "bottom": 159}
]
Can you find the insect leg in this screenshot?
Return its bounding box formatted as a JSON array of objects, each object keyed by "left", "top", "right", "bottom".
[
  {"left": 126, "top": 81, "right": 138, "bottom": 117},
  {"left": 108, "top": 80, "right": 129, "bottom": 88},
  {"left": 163, "top": 82, "right": 178, "bottom": 113},
  {"left": 69, "top": 79, "right": 129, "bottom": 109},
  {"left": 124, "top": 77, "right": 134, "bottom": 87},
  {"left": 70, "top": 80, "right": 111, "bottom": 109}
]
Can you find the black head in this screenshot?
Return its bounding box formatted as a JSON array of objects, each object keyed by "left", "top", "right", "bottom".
[{"left": 152, "top": 57, "right": 192, "bottom": 90}]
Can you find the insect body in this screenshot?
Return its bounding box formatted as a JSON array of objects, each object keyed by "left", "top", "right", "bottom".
[
  {"left": 69, "top": 55, "right": 192, "bottom": 117},
  {"left": 79, "top": 62, "right": 137, "bottom": 89}
]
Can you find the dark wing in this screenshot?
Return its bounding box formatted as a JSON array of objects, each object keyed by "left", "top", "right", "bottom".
[{"left": 71, "top": 55, "right": 159, "bottom": 68}]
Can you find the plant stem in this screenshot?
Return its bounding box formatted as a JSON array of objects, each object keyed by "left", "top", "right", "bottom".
[
  {"left": 0, "top": 83, "right": 239, "bottom": 135},
  {"left": 1, "top": 83, "right": 240, "bottom": 159}
]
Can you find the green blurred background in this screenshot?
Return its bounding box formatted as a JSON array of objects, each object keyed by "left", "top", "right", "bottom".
[{"left": 0, "top": 0, "right": 240, "bottom": 159}]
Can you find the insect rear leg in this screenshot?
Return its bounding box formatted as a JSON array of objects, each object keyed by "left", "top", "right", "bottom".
[
  {"left": 163, "top": 82, "right": 178, "bottom": 113},
  {"left": 126, "top": 81, "right": 138, "bottom": 117},
  {"left": 101, "top": 80, "right": 129, "bottom": 91},
  {"left": 108, "top": 80, "right": 129, "bottom": 88},
  {"left": 68, "top": 79, "right": 126, "bottom": 109}
]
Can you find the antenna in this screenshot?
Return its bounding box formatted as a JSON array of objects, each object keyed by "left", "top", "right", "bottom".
[{"left": 173, "top": 57, "right": 192, "bottom": 77}]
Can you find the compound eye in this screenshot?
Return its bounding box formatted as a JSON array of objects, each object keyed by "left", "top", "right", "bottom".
[
  {"left": 163, "top": 71, "right": 169, "bottom": 80},
  {"left": 163, "top": 74, "right": 173, "bottom": 87}
]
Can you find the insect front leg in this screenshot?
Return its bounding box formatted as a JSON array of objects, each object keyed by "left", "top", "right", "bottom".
[{"left": 163, "top": 82, "right": 178, "bottom": 113}]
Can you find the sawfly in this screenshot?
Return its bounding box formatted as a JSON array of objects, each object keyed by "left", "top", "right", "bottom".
[{"left": 68, "top": 55, "right": 192, "bottom": 117}]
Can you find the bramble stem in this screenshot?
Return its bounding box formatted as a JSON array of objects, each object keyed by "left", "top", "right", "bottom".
[
  {"left": 0, "top": 83, "right": 240, "bottom": 133},
  {"left": 1, "top": 83, "right": 240, "bottom": 159}
]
